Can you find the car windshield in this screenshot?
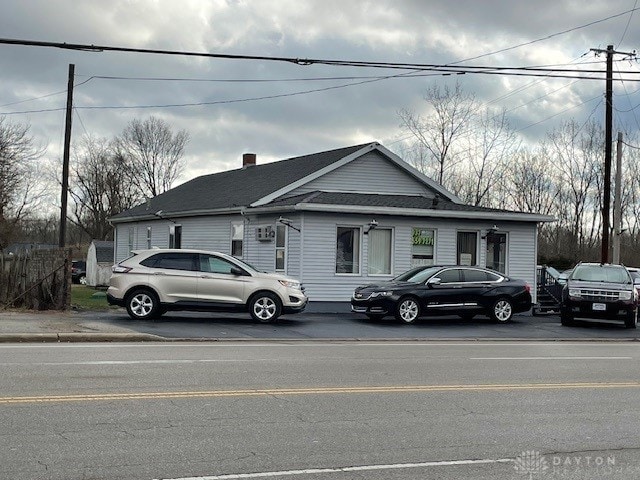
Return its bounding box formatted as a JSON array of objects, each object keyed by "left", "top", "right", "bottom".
[
  {"left": 571, "top": 265, "right": 631, "bottom": 284},
  {"left": 229, "top": 256, "right": 259, "bottom": 273},
  {"left": 393, "top": 266, "right": 442, "bottom": 284}
]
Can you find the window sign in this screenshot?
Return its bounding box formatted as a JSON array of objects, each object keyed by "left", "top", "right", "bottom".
[{"left": 411, "top": 228, "right": 434, "bottom": 267}]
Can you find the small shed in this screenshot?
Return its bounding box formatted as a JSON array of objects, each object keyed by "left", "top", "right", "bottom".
[{"left": 86, "top": 240, "right": 114, "bottom": 287}]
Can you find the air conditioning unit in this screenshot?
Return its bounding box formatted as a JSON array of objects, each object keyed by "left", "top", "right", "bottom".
[{"left": 255, "top": 226, "right": 275, "bottom": 241}]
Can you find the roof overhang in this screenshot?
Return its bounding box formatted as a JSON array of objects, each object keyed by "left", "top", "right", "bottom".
[
  {"left": 109, "top": 207, "right": 245, "bottom": 224},
  {"left": 247, "top": 203, "right": 555, "bottom": 223}
]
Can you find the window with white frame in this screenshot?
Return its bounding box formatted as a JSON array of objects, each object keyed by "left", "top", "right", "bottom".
[
  {"left": 336, "top": 226, "right": 360, "bottom": 274},
  {"left": 457, "top": 231, "right": 477, "bottom": 266},
  {"left": 368, "top": 228, "right": 392, "bottom": 275},
  {"left": 146, "top": 226, "right": 152, "bottom": 249},
  {"left": 128, "top": 227, "right": 134, "bottom": 253},
  {"left": 169, "top": 225, "right": 182, "bottom": 249},
  {"left": 486, "top": 232, "right": 507, "bottom": 273},
  {"left": 231, "top": 221, "right": 243, "bottom": 257},
  {"left": 411, "top": 228, "right": 435, "bottom": 267},
  {"left": 275, "top": 224, "right": 286, "bottom": 271}
]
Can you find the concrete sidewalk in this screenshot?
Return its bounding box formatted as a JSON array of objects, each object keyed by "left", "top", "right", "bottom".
[{"left": 0, "top": 309, "right": 163, "bottom": 342}]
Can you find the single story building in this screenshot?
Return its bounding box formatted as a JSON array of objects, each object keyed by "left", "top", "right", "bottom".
[{"left": 109, "top": 142, "right": 553, "bottom": 312}]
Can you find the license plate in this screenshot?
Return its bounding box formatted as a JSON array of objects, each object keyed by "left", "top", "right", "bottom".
[{"left": 592, "top": 303, "right": 606, "bottom": 311}]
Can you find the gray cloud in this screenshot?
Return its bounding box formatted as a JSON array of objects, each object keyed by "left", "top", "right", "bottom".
[{"left": 1, "top": 0, "right": 639, "bottom": 188}]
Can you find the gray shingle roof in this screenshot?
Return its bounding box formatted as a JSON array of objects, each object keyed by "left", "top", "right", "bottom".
[
  {"left": 265, "top": 191, "right": 526, "bottom": 215},
  {"left": 111, "top": 143, "right": 370, "bottom": 221}
]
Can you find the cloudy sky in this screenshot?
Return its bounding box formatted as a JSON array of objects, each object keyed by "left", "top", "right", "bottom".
[{"left": 1, "top": 0, "right": 639, "bottom": 186}]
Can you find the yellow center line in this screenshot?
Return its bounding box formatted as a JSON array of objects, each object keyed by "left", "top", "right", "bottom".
[{"left": 2, "top": 381, "right": 639, "bottom": 404}]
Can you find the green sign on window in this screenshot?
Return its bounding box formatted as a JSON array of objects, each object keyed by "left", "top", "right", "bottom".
[{"left": 412, "top": 228, "right": 434, "bottom": 246}]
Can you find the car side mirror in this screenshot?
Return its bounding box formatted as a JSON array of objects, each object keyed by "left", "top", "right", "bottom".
[
  {"left": 231, "top": 267, "right": 245, "bottom": 276},
  {"left": 558, "top": 274, "right": 568, "bottom": 284},
  {"left": 427, "top": 277, "right": 441, "bottom": 287}
]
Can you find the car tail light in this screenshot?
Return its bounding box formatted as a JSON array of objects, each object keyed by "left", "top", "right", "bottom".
[
  {"left": 525, "top": 283, "right": 531, "bottom": 293},
  {"left": 112, "top": 265, "right": 132, "bottom": 273}
]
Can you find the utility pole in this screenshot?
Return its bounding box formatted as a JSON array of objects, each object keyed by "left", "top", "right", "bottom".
[
  {"left": 58, "top": 63, "right": 74, "bottom": 248},
  {"left": 591, "top": 46, "right": 636, "bottom": 264},
  {"left": 612, "top": 132, "right": 623, "bottom": 264}
]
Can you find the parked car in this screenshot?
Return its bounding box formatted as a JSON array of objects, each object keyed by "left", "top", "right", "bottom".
[
  {"left": 560, "top": 263, "right": 637, "bottom": 328},
  {"left": 626, "top": 267, "right": 640, "bottom": 297},
  {"left": 107, "top": 249, "right": 308, "bottom": 322},
  {"left": 71, "top": 260, "right": 86, "bottom": 285},
  {"left": 351, "top": 265, "right": 532, "bottom": 324}
]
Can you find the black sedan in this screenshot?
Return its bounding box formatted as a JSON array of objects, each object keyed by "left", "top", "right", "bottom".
[{"left": 351, "top": 265, "right": 532, "bottom": 324}]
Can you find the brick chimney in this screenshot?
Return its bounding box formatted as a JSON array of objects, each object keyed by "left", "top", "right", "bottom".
[{"left": 242, "top": 153, "right": 256, "bottom": 168}]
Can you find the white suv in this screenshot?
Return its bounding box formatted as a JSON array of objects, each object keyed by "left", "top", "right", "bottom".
[{"left": 107, "top": 249, "right": 307, "bottom": 322}]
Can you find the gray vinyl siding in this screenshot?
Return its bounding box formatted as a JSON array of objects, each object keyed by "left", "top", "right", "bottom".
[
  {"left": 297, "top": 212, "right": 538, "bottom": 304},
  {"left": 114, "top": 216, "right": 244, "bottom": 262},
  {"left": 285, "top": 151, "right": 434, "bottom": 198}
]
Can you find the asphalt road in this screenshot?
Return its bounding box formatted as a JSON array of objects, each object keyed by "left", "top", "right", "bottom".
[
  {"left": 83, "top": 308, "right": 640, "bottom": 340},
  {"left": 1, "top": 341, "right": 639, "bottom": 479}
]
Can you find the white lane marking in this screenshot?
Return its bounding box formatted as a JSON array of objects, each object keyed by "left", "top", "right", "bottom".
[
  {"left": 470, "top": 356, "right": 632, "bottom": 360},
  {"left": 155, "top": 458, "right": 513, "bottom": 480},
  {"left": 0, "top": 359, "right": 274, "bottom": 366}
]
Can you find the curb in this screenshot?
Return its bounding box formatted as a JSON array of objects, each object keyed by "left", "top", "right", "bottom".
[
  {"left": 0, "top": 333, "right": 166, "bottom": 343},
  {"left": 0, "top": 335, "right": 638, "bottom": 343}
]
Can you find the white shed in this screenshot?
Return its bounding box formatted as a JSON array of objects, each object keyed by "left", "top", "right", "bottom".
[{"left": 86, "top": 240, "right": 114, "bottom": 287}]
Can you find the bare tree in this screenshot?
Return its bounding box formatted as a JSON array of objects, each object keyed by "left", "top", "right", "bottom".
[
  {"left": 114, "top": 116, "right": 189, "bottom": 199},
  {"left": 69, "top": 136, "right": 139, "bottom": 241},
  {"left": 451, "top": 108, "right": 518, "bottom": 206},
  {"left": 0, "top": 117, "right": 46, "bottom": 250},
  {"left": 399, "top": 82, "right": 477, "bottom": 186}
]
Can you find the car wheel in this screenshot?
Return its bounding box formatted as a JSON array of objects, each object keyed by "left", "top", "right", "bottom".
[
  {"left": 560, "top": 311, "right": 574, "bottom": 327},
  {"left": 250, "top": 292, "right": 282, "bottom": 323},
  {"left": 79, "top": 275, "right": 87, "bottom": 285},
  {"left": 490, "top": 298, "right": 513, "bottom": 323},
  {"left": 126, "top": 289, "right": 161, "bottom": 320},
  {"left": 395, "top": 297, "right": 420, "bottom": 324},
  {"left": 366, "top": 313, "right": 385, "bottom": 321},
  {"left": 625, "top": 309, "right": 638, "bottom": 329}
]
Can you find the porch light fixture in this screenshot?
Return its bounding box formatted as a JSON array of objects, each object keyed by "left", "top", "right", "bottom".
[
  {"left": 482, "top": 225, "right": 499, "bottom": 239},
  {"left": 364, "top": 219, "right": 378, "bottom": 234}
]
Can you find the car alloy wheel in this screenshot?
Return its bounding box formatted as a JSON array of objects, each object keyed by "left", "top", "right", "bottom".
[
  {"left": 250, "top": 293, "right": 281, "bottom": 323},
  {"left": 491, "top": 298, "right": 513, "bottom": 323},
  {"left": 396, "top": 297, "right": 420, "bottom": 324},
  {"left": 126, "top": 289, "right": 160, "bottom": 320},
  {"left": 79, "top": 275, "right": 87, "bottom": 285}
]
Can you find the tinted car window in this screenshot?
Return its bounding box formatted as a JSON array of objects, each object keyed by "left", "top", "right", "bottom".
[
  {"left": 435, "top": 269, "right": 461, "bottom": 283},
  {"left": 140, "top": 253, "right": 196, "bottom": 271},
  {"left": 199, "top": 254, "right": 242, "bottom": 274},
  {"left": 463, "top": 269, "right": 502, "bottom": 282},
  {"left": 395, "top": 266, "right": 441, "bottom": 283}
]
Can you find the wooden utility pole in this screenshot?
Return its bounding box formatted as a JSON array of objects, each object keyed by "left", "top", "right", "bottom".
[
  {"left": 58, "top": 63, "right": 74, "bottom": 248},
  {"left": 612, "top": 132, "right": 623, "bottom": 264},
  {"left": 591, "top": 46, "right": 636, "bottom": 264}
]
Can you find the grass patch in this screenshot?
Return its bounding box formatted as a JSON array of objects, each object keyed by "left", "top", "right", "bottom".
[{"left": 70, "top": 284, "right": 112, "bottom": 310}]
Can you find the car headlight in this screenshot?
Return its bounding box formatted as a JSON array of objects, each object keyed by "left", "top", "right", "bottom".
[
  {"left": 568, "top": 288, "right": 582, "bottom": 298},
  {"left": 279, "top": 280, "right": 301, "bottom": 289},
  {"left": 370, "top": 291, "right": 393, "bottom": 297},
  {"left": 619, "top": 291, "right": 632, "bottom": 300}
]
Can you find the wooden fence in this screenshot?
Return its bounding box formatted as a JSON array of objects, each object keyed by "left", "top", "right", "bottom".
[{"left": 0, "top": 248, "right": 71, "bottom": 310}]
